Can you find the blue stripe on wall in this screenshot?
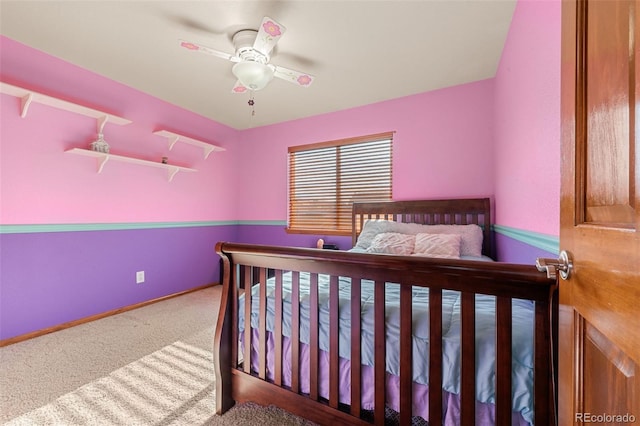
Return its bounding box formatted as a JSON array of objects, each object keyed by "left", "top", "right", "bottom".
[
  {"left": 492, "top": 224, "right": 559, "bottom": 255},
  {"left": 0, "top": 220, "right": 286, "bottom": 234},
  {"left": 0, "top": 220, "right": 560, "bottom": 253},
  {"left": 2, "top": 221, "right": 558, "bottom": 255}
]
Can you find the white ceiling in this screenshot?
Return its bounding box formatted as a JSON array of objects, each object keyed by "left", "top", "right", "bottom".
[{"left": 0, "top": 1, "right": 516, "bottom": 130}]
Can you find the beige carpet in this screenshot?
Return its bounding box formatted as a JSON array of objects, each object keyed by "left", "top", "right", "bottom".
[{"left": 0, "top": 287, "right": 316, "bottom": 426}]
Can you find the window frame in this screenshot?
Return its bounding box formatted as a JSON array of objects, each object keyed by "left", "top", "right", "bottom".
[{"left": 287, "top": 131, "right": 393, "bottom": 236}]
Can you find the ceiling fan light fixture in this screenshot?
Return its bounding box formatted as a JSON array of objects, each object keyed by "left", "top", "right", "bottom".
[{"left": 232, "top": 61, "right": 274, "bottom": 91}]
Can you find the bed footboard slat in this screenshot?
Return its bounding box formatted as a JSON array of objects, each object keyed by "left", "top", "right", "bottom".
[
  {"left": 258, "top": 268, "right": 267, "bottom": 380},
  {"left": 399, "top": 284, "right": 413, "bottom": 425},
  {"left": 461, "top": 291, "right": 476, "bottom": 424},
  {"left": 374, "top": 280, "right": 386, "bottom": 426},
  {"left": 496, "top": 296, "right": 513, "bottom": 425},
  {"left": 291, "top": 271, "right": 301, "bottom": 393},
  {"left": 213, "top": 254, "right": 234, "bottom": 414},
  {"left": 350, "top": 278, "right": 362, "bottom": 418},
  {"left": 231, "top": 264, "right": 238, "bottom": 370},
  {"left": 274, "top": 270, "right": 283, "bottom": 386},
  {"left": 309, "top": 273, "right": 319, "bottom": 401},
  {"left": 243, "top": 265, "right": 252, "bottom": 375},
  {"left": 329, "top": 275, "right": 340, "bottom": 409},
  {"left": 535, "top": 299, "right": 553, "bottom": 426},
  {"left": 429, "top": 288, "right": 443, "bottom": 425}
]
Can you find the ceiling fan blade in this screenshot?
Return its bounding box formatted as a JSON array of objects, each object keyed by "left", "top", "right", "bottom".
[
  {"left": 179, "top": 40, "right": 240, "bottom": 62},
  {"left": 253, "top": 16, "right": 286, "bottom": 56},
  {"left": 231, "top": 80, "right": 249, "bottom": 94},
  {"left": 167, "top": 14, "right": 226, "bottom": 36},
  {"left": 274, "top": 51, "right": 318, "bottom": 68},
  {"left": 274, "top": 66, "right": 314, "bottom": 87}
]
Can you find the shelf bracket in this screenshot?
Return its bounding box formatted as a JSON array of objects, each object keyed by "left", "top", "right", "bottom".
[
  {"left": 167, "top": 166, "right": 179, "bottom": 182},
  {"left": 20, "top": 93, "right": 34, "bottom": 118},
  {"left": 203, "top": 146, "right": 216, "bottom": 159},
  {"left": 97, "top": 116, "right": 109, "bottom": 133},
  {"left": 168, "top": 135, "right": 180, "bottom": 151},
  {"left": 2, "top": 82, "right": 131, "bottom": 126},
  {"left": 153, "top": 130, "right": 224, "bottom": 160},
  {"left": 97, "top": 154, "right": 109, "bottom": 173}
]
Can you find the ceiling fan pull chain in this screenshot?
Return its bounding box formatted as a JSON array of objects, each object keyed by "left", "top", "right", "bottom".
[
  {"left": 247, "top": 92, "right": 257, "bottom": 125},
  {"left": 248, "top": 92, "right": 256, "bottom": 117}
]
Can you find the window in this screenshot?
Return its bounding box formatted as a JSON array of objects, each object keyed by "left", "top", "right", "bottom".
[{"left": 288, "top": 132, "right": 393, "bottom": 235}]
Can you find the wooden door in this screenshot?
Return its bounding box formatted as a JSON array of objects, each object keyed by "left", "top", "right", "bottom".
[{"left": 560, "top": 0, "right": 640, "bottom": 424}]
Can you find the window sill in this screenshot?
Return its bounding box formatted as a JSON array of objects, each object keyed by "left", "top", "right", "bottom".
[{"left": 285, "top": 228, "right": 350, "bottom": 237}]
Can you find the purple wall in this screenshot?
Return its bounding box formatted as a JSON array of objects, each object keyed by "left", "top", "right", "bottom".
[
  {"left": 0, "top": 226, "right": 235, "bottom": 339},
  {"left": 235, "top": 225, "right": 352, "bottom": 250},
  {"left": 495, "top": 233, "right": 556, "bottom": 265}
]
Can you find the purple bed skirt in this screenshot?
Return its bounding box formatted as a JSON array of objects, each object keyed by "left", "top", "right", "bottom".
[{"left": 243, "top": 329, "right": 531, "bottom": 425}]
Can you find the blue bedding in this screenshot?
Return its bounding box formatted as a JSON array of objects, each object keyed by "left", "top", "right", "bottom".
[{"left": 238, "top": 270, "right": 535, "bottom": 424}]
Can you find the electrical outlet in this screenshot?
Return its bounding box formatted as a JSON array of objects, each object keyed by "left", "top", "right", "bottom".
[{"left": 136, "top": 271, "right": 145, "bottom": 284}]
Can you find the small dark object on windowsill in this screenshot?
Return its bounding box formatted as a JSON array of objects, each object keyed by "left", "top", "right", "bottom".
[{"left": 322, "top": 244, "right": 339, "bottom": 250}]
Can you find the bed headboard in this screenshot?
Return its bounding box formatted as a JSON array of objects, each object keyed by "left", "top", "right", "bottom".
[{"left": 351, "top": 198, "right": 493, "bottom": 258}]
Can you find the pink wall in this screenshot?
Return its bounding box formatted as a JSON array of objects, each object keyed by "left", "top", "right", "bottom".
[
  {"left": 236, "top": 80, "right": 496, "bottom": 221},
  {"left": 3, "top": 0, "right": 561, "bottom": 233},
  {"left": 0, "top": 36, "right": 239, "bottom": 224},
  {"left": 493, "top": 0, "right": 561, "bottom": 236}
]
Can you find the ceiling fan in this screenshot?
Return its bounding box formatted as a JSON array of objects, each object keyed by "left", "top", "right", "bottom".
[{"left": 180, "top": 16, "right": 314, "bottom": 93}]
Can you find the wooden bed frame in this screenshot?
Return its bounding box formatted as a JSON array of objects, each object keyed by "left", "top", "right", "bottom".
[{"left": 215, "top": 198, "right": 557, "bottom": 425}]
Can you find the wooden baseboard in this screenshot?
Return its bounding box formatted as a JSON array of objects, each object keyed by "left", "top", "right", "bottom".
[{"left": 0, "top": 283, "right": 218, "bottom": 347}]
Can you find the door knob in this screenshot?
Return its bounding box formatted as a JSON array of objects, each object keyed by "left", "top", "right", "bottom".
[{"left": 536, "top": 250, "right": 573, "bottom": 280}]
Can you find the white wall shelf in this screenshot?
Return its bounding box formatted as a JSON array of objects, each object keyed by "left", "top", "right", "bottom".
[
  {"left": 153, "top": 130, "right": 225, "bottom": 159},
  {"left": 0, "top": 81, "right": 131, "bottom": 132},
  {"left": 65, "top": 148, "right": 196, "bottom": 182}
]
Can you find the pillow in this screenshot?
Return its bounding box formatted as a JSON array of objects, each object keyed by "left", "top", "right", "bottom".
[
  {"left": 354, "top": 220, "right": 396, "bottom": 250},
  {"left": 414, "top": 224, "right": 483, "bottom": 257},
  {"left": 355, "top": 219, "right": 483, "bottom": 257},
  {"left": 412, "top": 233, "right": 461, "bottom": 259},
  {"left": 366, "top": 232, "right": 415, "bottom": 255}
]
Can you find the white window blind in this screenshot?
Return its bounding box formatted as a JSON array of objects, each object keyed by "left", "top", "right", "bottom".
[{"left": 288, "top": 132, "right": 393, "bottom": 235}]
